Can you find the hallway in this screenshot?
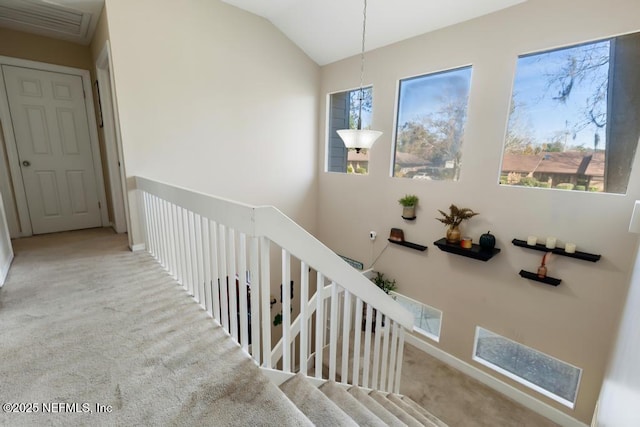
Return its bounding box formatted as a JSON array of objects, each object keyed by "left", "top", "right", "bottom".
[{"left": 0, "top": 228, "right": 306, "bottom": 426}]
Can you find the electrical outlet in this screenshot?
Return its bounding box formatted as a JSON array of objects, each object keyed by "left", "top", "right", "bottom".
[{"left": 369, "top": 231, "right": 377, "bottom": 241}]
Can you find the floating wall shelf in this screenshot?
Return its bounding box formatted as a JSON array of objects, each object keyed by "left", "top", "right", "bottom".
[
  {"left": 401, "top": 215, "right": 416, "bottom": 221},
  {"left": 519, "top": 270, "right": 562, "bottom": 286},
  {"left": 388, "top": 239, "right": 427, "bottom": 252},
  {"left": 433, "top": 238, "right": 500, "bottom": 262},
  {"left": 511, "top": 239, "right": 601, "bottom": 262}
]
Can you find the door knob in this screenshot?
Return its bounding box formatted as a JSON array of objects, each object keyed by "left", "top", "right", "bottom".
[{"left": 22, "top": 160, "right": 30, "bottom": 167}]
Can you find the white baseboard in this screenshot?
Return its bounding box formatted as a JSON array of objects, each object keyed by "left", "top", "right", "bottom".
[
  {"left": 0, "top": 253, "right": 13, "bottom": 287},
  {"left": 130, "top": 243, "right": 146, "bottom": 252},
  {"left": 404, "top": 334, "right": 589, "bottom": 427}
]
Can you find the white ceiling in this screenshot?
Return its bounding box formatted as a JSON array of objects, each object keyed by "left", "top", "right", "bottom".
[
  {"left": 0, "top": 0, "right": 103, "bottom": 45},
  {"left": 0, "top": 0, "right": 526, "bottom": 60},
  {"left": 222, "top": 0, "right": 526, "bottom": 65}
]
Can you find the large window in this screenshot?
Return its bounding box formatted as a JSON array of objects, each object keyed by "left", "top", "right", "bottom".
[
  {"left": 393, "top": 66, "right": 472, "bottom": 180},
  {"left": 327, "top": 87, "right": 373, "bottom": 174},
  {"left": 500, "top": 32, "right": 640, "bottom": 194},
  {"left": 473, "top": 327, "right": 582, "bottom": 408}
]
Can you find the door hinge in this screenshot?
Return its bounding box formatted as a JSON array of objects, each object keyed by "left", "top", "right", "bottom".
[
  {"left": 83, "top": 87, "right": 86, "bottom": 98},
  {"left": 98, "top": 201, "right": 101, "bottom": 209}
]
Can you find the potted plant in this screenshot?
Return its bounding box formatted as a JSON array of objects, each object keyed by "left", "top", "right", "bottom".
[
  {"left": 398, "top": 194, "right": 419, "bottom": 219},
  {"left": 372, "top": 271, "right": 397, "bottom": 294},
  {"left": 436, "top": 204, "right": 479, "bottom": 243},
  {"left": 363, "top": 272, "right": 396, "bottom": 332}
]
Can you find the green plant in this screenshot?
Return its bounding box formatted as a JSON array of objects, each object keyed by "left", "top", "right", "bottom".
[
  {"left": 398, "top": 194, "right": 419, "bottom": 207},
  {"left": 347, "top": 164, "right": 355, "bottom": 174},
  {"left": 574, "top": 185, "right": 586, "bottom": 191},
  {"left": 556, "top": 183, "right": 575, "bottom": 190},
  {"left": 372, "top": 272, "right": 397, "bottom": 294},
  {"left": 518, "top": 176, "right": 539, "bottom": 187},
  {"left": 537, "top": 182, "right": 551, "bottom": 188},
  {"left": 356, "top": 166, "right": 367, "bottom": 174},
  {"left": 589, "top": 186, "right": 599, "bottom": 192},
  {"left": 436, "top": 204, "right": 479, "bottom": 228}
]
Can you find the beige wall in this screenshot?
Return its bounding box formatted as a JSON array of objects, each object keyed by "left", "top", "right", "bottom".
[
  {"left": 0, "top": 27, "right": 92, "bottom": 70},
  {"left": 89, "top": 7, "right": 115, "bottom": 224},
  {"left": 104, "top": 0, "right": 320, "bottom": 245},
  {"left": 318, "top": 0, "right": 640, "bottom": 422},
  {"left": 596, "top": 239, "right": 640, "bottom": 426},
  {"left": 90, "top": 6, "right": 110, "bottom": 61}
]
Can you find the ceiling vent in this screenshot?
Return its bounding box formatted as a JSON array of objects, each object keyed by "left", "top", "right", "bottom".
[{"left": 0, "top": 0, "right": 99, "bottom": 44}]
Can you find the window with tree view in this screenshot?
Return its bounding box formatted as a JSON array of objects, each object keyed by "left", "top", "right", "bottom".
[
  {"left": 327, "top": 87, "right": 373, "bottom": 174},
  {"left": 393, "top": 66, "right": 472, "bottom": 180},
  {"left": 500, "top": 32, "right": 640, "bottom": 194}
]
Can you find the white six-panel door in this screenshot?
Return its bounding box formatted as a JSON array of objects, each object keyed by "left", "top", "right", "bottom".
[{"left": 2, "top": 65, "right": 102, "bottom": 234}]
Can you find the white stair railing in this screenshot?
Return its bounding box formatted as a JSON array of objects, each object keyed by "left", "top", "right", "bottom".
[{"left": 135, "top": 176, "right": 413, "bottom": 393}]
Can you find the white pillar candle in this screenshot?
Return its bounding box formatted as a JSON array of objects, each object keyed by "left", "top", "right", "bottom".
[
  {"left": 565, "top": 243, "right": 576, "bottom": 253},
  {"left": 527, "top": 236, "right": 537, "bottom": 245},
  {"left": 546, "top": 237, "right": 557, "bottom": 249}
]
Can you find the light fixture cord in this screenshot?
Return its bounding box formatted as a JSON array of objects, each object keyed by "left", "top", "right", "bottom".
[{"left": 357, "top": 0, "right": 368, "bottom": 130}]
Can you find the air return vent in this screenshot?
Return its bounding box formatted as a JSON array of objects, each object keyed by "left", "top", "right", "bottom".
[{"left": 0, "top": 0, "right": 91, "bottom": 40}]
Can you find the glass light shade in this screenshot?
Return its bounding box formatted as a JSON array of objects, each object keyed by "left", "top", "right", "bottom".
[{"left": 336, "top": 129, "right": 383, "bottom": 151}]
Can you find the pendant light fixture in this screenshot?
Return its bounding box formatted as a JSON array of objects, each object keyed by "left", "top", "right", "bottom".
[{"left": 336, "top": 0, "right": 382, "bottom": 154}]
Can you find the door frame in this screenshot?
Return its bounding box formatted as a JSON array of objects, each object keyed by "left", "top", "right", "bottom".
[
  {"left": 0, "top": 56, "right": 109, "bottom": 237},
  {"left": 96, "top": 42, "right": 129, "bottom": 235}
]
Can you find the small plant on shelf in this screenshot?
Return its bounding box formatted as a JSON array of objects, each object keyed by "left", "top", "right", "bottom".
[
  {"left": 398, "top": 194, "right": 419, "bottom": 219},
  {"left": 436, "top": 204, "right": 479, "bottom": 243}
]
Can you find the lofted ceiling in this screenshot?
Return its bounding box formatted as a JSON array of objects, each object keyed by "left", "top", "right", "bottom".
[
  {"left": 0, "top": 0, "right": 526, "bottom": 61},
  {"left": 0, "top": 0, "right": 103, "bottom": 45},
  {"left": 222, "top": 0, "right": 526, "bottom": 65}
]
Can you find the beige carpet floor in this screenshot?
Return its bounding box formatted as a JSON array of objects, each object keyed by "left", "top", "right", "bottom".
[
  {"left": 401, "top": 343, "right": 559, "bottom": 426},
  {"left": 0, "top": 228, "right": 308, "bottom": 426}
]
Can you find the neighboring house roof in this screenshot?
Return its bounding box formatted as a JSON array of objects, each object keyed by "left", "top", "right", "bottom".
[
  {"left": 536, "top": 152, "right": 589, "bottom": 174},
  {"left": 502, "top": 151, "right": 604, "bottom": 177},
  {"left": 502, "top": 154, "right": 543, "bottom": 173},
  {"left": 584, "top": 152, "right": 605, "bottom": 177}
]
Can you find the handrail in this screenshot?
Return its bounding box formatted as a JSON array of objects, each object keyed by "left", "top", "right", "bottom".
[
  {"left": 136, "top": 176, "right": 411, "bottom": 392},
  {"left": 135, "top": 176, "right": 413, "bottom": 330},
  {"left": 254, "top": 206, "right": 413, "bottom": 329}
]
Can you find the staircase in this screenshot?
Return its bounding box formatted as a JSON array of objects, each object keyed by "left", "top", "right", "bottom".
[
  {"left": 279, "top": 373, "right": 447, "bottom": 426},
  {"left": 135, "top": 176, "right": 448, "bottom": 426}
]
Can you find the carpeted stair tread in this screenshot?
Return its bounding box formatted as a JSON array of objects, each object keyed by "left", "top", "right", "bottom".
[
  {"left": 280, "top": 373, "right": 357, "bottom": 427},
  {"left": 348, "top": 386, "right": 407, "bottom": 427},
  {"left": 319, "top": 381, "right": 387, "bottom": 427},
  {"left": 0, "top": 230, "right": 312, "bottom": 427},
  {"left": 388, "top": 394, "right": 439, "bottom": 427},
  {"left": 402, "top": 396, "right": 449, "bottom": 427},
  {"left": 370, "top": 391, "right": 423, "bottom": 427}
]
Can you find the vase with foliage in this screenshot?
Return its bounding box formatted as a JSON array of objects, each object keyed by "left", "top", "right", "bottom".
[
  {"left": 436, "top": 204, "right": 479, "bottom": 243},
  {"left": 398, "top": 194, "right": 419, "bottom": 219}
]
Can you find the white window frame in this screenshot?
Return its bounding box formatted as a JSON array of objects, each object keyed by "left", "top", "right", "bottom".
[
  {"left": 472, "top": 327, "right": 582, "bottom": 409},
  {"left": 390, "top": 291, "right": 442, "bottom": 342}
]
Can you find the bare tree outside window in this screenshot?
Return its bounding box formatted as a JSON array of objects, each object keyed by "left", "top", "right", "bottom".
[
  {"left": 393, "top": 66, "right": 472, "bottom": 181},
  {"left": 501, "top": 32, "right": 640, "bottom": 193}
]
